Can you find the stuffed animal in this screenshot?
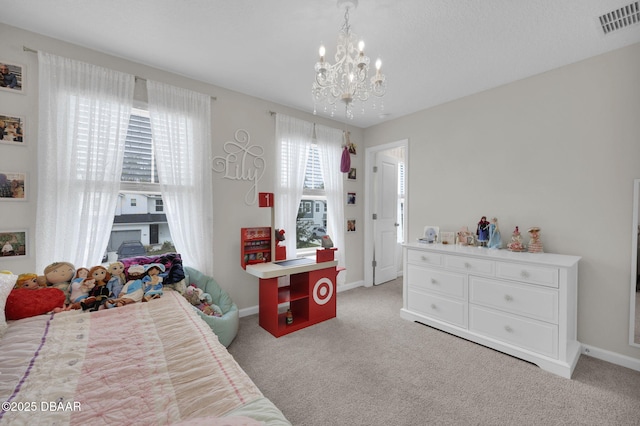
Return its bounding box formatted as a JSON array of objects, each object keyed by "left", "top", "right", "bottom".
[
  {"left": 142, "top": 263, "right": 165, "bottom": 301},
  {"left": 184, "top": 284, "right": 223, "bottom": 317},
  {"left": 106, "top": 264, "right": 145, "bottom": 308},
  {"left": 14, "top": 273, "right": 40, "bottom": 289},
  {"left": 37, "top": 261, "right": 75, "bottom": 304},
  {"left": 106, "top": 261, "right": 126, "bottom": 298}
]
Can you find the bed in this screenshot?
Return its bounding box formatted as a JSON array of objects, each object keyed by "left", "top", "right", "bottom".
[{"left": 0, "top": 281, "right": 290, "bottom": 425}]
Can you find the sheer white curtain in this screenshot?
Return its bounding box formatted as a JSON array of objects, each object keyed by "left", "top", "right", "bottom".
[
  {"left": 315, "top": 124, "right": 346, "bottom": 285},
  {"left": 36, "top": 52, "right": 134, "bottom": 271},
  {"left": 274, "top": 114, "right": 314, "bottom": 257},
  {"left": 146, "top": 80, "right": 214, "bottom": 276}
]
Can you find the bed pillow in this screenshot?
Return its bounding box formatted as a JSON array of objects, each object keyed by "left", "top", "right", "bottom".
[
  {"left": 5, "top": 287, "right": 66, "bottom": 321},
  {"left": 0, "top": 273, "right": 18, "bottom": 337}
]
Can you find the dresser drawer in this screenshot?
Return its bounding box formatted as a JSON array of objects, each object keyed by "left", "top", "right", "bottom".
[
  {"left": 407, "top": 249, "right": 443, "bottom": 267},
  {"left": 469, "top": 277, "right": 558, "bottom": 323},
  {"left": 496, "top": 262, "right": 558, "bottom": 288},
  {"left": 407, "top": 264, "right": 466, "bottom": 300},
  {"left": 444, "top": 255, "right": 494, "bottom": 276},
  {"left": 408, "top": 289, "right": 467, "bottom": 328},
  {"left": 469, "top": 305, "right": 558, "bottom": 358}
]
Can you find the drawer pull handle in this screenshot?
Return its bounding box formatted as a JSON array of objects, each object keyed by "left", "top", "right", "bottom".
[
  {"left": 504, "top": 325, "right": 514, "bottom": 333},
  {"left": 521, "top": 270, "right": 530, "bottom": 278},
  {"left": 430, "top": 278, "right": 437, "bottom": 285},
  {"left": 464, "top": 262, "right": 471, "bottom": 269},
  {"left": 430, "top": 303, "right": 437, "bottom": 310},
  {"left": 421, "top": 255, "right": 428, "bottom": 261},
  {"left": 504, "top": 294, "right": 513, "bottom": 302}
]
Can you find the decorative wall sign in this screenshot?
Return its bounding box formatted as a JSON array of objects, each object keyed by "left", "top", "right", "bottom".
[{"left": 211, "top": 129, "right": 265, "bottom": 205}]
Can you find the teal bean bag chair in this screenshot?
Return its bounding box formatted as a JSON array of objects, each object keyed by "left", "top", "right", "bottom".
[{"left": 184, "top": 266, "right": 239, "bottom": 347}]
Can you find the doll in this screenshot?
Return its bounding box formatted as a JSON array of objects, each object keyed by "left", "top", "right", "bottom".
[
  {"left": 81, "top": 265, "right": 111, "bottom": 311},
  {"left": 142, "top": 263, "right": 165, "bottom": 301},
  {"left": 67, "top": 268, "right": 96, "bottom": 309},
  {"left": 106, "top": 261, "right": 126, "bottom": 298},
  {"left": 37, "top": 261, "right": 75, "bottom": 304},
  {"left": 106, "top": 264, "right": 145, "bottom": 308},
  {"left": 476, "top": 216, "right": 490, "bottom": 247},
  {"left": 487, "top": 217, "right": 502, "bottom": 249},
  {"left": 14, "top": 273, "right": 40, "bottom": 289}
]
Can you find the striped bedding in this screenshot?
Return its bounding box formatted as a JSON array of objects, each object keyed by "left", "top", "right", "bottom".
[{"left": 0, "top": 291, "right": 289, "bottom": 425}]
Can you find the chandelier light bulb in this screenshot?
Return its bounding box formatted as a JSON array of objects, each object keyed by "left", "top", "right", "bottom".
[
  {"left": 375, "top": 58, "right": 382, "bottom": 71},
  {"left": 319, "top": 45, "right": 326, "bottom": 60},
  {"left": 358, "top": 40, "right": 365, "bottom": 53}
]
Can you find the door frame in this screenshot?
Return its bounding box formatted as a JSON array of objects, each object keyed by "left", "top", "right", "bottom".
[{"left": 364, "top": 139, "right": 409, "bottom": 287}]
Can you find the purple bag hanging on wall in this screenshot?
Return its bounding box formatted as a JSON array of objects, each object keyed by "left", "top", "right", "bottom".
[{"left": 340, "top": 145, "right": 351, "bottom": 173}]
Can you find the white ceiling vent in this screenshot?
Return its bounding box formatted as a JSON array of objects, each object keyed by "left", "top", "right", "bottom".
[{"left": 599, "top": 2, "right": 640, "bottom": 34}]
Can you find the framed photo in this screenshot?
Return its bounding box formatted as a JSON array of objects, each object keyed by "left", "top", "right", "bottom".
[
  {"left": 0, "top": 171, "right": 26, "bottom": 200},
  {"left": 0, "top": 230, "right": 27, "bottom": 258},
  {"left": 347, "top": 167, "right": 357, "bottom": 181},
  {"left": 0, "top": 113, "right": 25, "bottom": 145},
  {"left": 346, "top": 218, "right": 356, "bottom": 233},
  {"left": 419, "top": 226, "right": 440, "bottom": 244},
  {"left": 347, "top": 192, "right": 356, "bottom": 205},
  {"left": 440, "top": 231, "right": 456, "bottom": 245},
  {"left": 0, "top": 61, "right": 25, "bottom": 93},
  {"left": 348, "top": 142, "right": 357, "bottom": 156}
]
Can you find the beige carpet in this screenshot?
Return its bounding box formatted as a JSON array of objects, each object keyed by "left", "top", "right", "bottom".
[{"left": 228, "top": 278, "right": 640, "bottom": 426}]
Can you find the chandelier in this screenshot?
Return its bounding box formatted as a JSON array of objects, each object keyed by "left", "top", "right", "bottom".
[{"left": 312, "top": 0, "right": 386, "bottom": 119}]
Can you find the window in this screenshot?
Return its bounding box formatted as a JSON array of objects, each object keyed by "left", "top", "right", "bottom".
[
  {"left": 106, "top": 107, "right": 174, "bottom": 255},
  {"left": 297, "top": 143, "right": 327, "bottom": 251}
]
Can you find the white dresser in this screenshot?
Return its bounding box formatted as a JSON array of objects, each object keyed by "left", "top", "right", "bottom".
[{"left": 402, "top": 243, "right": 581, "bottom": 378}]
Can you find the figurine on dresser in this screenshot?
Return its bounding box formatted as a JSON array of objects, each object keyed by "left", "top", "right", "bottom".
[
  {"left": 476, "top": 216, "right": 490, "bottom": 247},
  {"left": 488, "top": 217, "right": 502, "bottom": 249},
  {"left": 527, "top": 227, "right": 544, "bottom": 253},
  {"left": 457, "top": 226, "right": 475, "bottom": 246},
  {"left": 507, "top": 226, "right": 526, "bottom": 251}
]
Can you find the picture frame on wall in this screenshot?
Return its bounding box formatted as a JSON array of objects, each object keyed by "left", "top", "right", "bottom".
[
  {"left": 0, "top": 60, "right": 25, "bottom": 94},
  {"left": 347, "top": 167, "right": 357, "bottom": 181},
  {"left": 347, "top": 218, "right": 356, "bottom": 233},
  {"left": 0, "top": 229, "right": 27, "bottom": 258},
  {"left": 0, "top": 171, "right": 26, "bottom": 200},
  {"left": 347, "top": 192, "right": 356, "bottom": 205},
  {"left": 0, "top": 113, "right": 25, "bottom": 145}
]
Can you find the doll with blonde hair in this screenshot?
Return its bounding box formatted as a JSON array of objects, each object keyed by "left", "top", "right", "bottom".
[{"left": 14, "top": 273, "right": 40, "bottom": 289}]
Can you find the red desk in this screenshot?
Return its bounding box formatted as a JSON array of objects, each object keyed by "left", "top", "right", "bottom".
[{"left": 245, "top": 258, "right": 338, "bottom": 337}]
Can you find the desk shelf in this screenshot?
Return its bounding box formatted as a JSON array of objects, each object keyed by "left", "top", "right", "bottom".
[{"left": 251, "top": 263, "right": 337, "bottom": 337}]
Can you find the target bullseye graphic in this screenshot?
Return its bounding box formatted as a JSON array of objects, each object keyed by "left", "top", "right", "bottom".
[{"left": 313, "top": 277, "right": 334, "bottom": 305}]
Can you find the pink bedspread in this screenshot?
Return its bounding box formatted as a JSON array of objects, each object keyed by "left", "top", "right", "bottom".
[{"left": 0, "top": 291, "right": 281, "bottom": 425}]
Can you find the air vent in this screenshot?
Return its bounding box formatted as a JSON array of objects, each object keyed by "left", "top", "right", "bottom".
[{"left": 599, "top": 1, "right": 640, "bottom": 34}]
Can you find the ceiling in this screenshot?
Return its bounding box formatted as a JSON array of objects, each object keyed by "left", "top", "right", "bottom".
[{"left": 1, "top": 0, "right": 639, "bottom": 128}]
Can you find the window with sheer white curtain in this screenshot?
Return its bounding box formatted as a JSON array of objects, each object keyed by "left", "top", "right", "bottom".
[
  {"left": 36, "top": 51, "right": 135, "bottom": 271},
  {"left": 147, "top": 80, "right": 214, "bottom": 276},
  {"left": 274, "top": 114, "right": 346, "bottom": 285}
]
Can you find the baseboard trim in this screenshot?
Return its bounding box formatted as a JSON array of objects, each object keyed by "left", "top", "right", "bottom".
[
  {"left": 238, "top": 279, "right": 365, "bottom": 318},
  {"left": 581, "top": 344, "right": 640, "bottom": 372}
]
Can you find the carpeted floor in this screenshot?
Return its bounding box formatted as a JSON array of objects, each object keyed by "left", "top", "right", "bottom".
[{"left": 228, "top": 278, "right": 640, "bottom": 426}]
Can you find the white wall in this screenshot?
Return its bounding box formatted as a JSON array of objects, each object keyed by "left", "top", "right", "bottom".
[
  {"left": 0, "top": 23, "right": 365, "bottom": 311},
  {"left": 364, "top": 43, "right": 640, "bottom": 361}
]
